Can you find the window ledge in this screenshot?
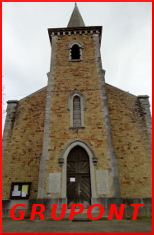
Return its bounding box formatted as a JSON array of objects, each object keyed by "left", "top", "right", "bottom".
[
  {"left": 69, "top": 126, "right": 85, "bottom": 130},
  {"left": 69, "top": 59, "right": 82, "bottom": 62}
]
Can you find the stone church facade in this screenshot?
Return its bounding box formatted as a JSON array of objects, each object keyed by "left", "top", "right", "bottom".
[{"left": 2, "top": 4, "right": 152, "bottom": 218}]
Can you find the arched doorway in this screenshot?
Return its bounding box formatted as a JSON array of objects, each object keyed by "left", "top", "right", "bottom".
[{"left": 67, "top": 146, "right": 91, "bottom": 209}]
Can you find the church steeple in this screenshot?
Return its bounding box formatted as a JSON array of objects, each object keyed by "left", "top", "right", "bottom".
[{"left": 67, "top": 3, "right": 85, "bottom": 28}]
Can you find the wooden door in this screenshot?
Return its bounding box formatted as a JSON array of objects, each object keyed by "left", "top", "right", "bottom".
[{"left": 67, "top": 146, "right": 91, "bottom": 209}]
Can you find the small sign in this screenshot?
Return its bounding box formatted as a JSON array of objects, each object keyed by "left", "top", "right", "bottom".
[
  {"left": 12, "top": 191, "right": 21, "bottom": 196},
  {"left": 13, "top": 185, "right": 19, "bottom": 191},
  {"left": 70, "top": 177, "right": 75, "bottom": 182},
  {"left": 22, "top": 192, "right": 26, "bottom": 197},
  {"left": 22, "top": 185, "right": 29, "bottom": 194}
]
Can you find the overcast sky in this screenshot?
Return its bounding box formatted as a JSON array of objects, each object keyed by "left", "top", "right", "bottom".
[{"left": 2, "top": 2, "right": 152, "bottom": 131}]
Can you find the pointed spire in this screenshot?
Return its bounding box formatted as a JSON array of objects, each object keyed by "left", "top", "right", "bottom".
[{"left": 67, "top": 3, "right": 85, "bottom": 28}]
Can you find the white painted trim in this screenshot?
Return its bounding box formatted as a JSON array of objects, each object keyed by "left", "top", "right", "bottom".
[
  {"left": 68, "top": 91, "right": 86, "bottom": 128},
  {"left": 67, "top": 41, "right": 84, "bottom": 61},
  {"left": 93, "top": 33, "right": 121, "bottom": 196},
  {"left": 61, "top": 140, "right": 97, "bottom": 199},
  {"left": 37, "top": 36, "right": 57, "bottom": 199},
  {"left": 67, "top": 41, "right": 84, "bottom": 49}
]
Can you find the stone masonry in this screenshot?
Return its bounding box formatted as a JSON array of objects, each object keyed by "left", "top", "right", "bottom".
[
  {"left": 2, "top": 81, "right": 152, "bottom": 199},
  {"left": 37, "top": 31, "right": 120, "bottom": 199},
  {"left": 2, "top": 88, "right": 46, "bottom": 199},
  {"left": 106, "top": 84, "right": 152, "bottom": 197},
  {"left": 2, "top": 4, "right": 151, "bottom": 204}
]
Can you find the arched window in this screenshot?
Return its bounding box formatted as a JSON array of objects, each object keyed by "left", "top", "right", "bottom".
[
  {"left": 68, "top": 91, "right": 86, "bottom": 129},
  {"left": 71, "top": 45, "right": 80, "bottom": 60},
  {"left": 73, "top": 96, "right": 81, "bottom": 127},
  {"left": 67, "top": 41, "right": 84, "bottom": 62}
]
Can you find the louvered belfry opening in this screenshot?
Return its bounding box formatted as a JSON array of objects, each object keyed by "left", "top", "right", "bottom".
[
  {"left": 73, "top": 96, "right": 81, "bottom": 127},
  {"left": 67, "top": 146, "right": 91, "bottom": 209},
  {"left": 71, "top": 45, "right": 80, "bottom": 59}
]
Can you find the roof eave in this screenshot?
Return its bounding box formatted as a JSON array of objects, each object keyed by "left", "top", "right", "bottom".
[{"left": 48, "top": 26, "right": 103, "bottom": 46}]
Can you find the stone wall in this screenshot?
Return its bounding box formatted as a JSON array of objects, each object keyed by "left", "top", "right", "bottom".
[
  {"left": 2, "top": 32, "right": 152, "bottom": 200},
  {"left": 40, "top": 32, "right": 117, "bottom": 198},
  {"left": 2, "top": 198, "right": 152, "bottom": 219},
  {"left": 2, "top": 88, "right": 47, "bottom": 199},
  {"left": 106, "top": 84, "right": 152, "bottom": 197}
]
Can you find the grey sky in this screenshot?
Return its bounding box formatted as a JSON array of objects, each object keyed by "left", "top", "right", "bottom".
[{"left": 2, "top": 2, "right": 152, "bottom": 130}]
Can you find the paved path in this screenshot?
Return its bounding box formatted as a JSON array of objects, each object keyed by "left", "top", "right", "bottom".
[{"left": 2, "top": 218, "right": 152, "bottom": 233}]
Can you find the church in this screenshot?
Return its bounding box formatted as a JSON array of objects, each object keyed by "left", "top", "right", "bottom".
[{"left": 2, "top": 4, "right": 152, "bottom": 218}]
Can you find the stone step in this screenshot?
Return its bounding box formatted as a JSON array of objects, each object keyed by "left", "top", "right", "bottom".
[{"left": 47, "top": 212, "right": 108, "bottom": 221}]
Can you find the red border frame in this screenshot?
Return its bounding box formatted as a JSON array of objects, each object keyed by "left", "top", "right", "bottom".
[{"left": 1, "top": 1, "right": 153, "bottom": 235}]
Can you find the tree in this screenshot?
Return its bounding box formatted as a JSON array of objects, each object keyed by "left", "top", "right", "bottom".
[{"left": 2, "top": 84, "right": 6, "bottom": 118}]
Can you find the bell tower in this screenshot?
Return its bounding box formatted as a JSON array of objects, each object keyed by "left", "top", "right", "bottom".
[{"left": 37, "top": 3, "right": 121, "bottom": 204}]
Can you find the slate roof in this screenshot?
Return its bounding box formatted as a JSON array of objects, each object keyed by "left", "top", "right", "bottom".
[
  {"left": 67, "top": 3, "right": 85, "bottom": 28},
  {"left": 17, "top": 83, "right": 137, "bottom": 103}
]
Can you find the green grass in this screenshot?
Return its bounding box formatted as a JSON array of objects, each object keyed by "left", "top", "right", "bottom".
[{"left": 126, "top": 216, "right": 152, "bottom": 222}]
